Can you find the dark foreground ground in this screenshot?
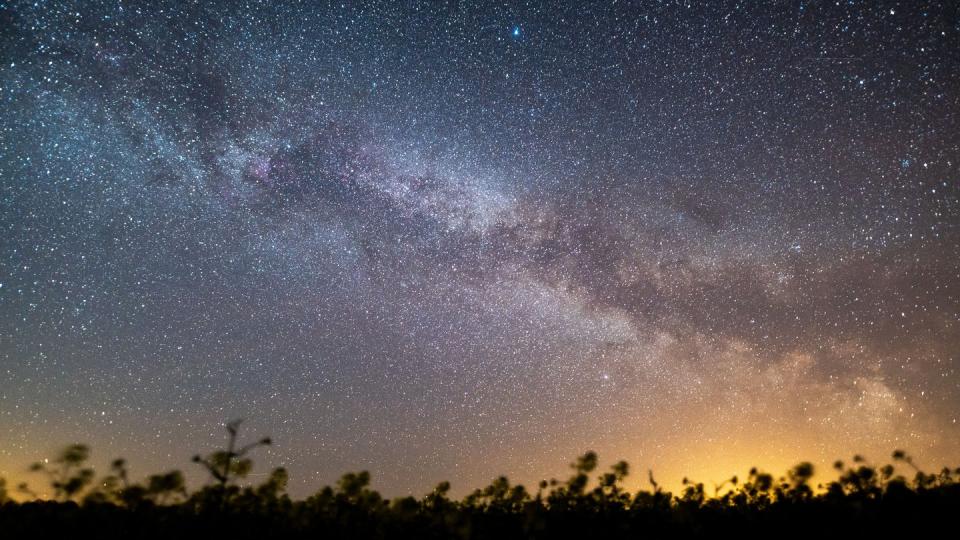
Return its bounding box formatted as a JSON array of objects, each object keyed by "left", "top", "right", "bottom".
[{"left": 1, "top": 486, "right": 958, "bottom": 540}]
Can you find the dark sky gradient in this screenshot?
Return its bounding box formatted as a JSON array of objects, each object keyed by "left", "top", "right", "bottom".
[{"left": 1, "top": 1, "right": 958, "bottom": 497}]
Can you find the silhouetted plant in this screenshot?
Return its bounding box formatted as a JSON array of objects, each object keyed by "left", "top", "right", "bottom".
[
  {"left": 146, "top": 470, "right": 187, "bottom": 504},
  {"left": 5, "top": 428, "right": 959, "bottom": 539},
  {"left": 29, "top": 443, "right": 95, "bottom": 501},
  {"left": 424, "top": 480, "right": 452, "bottom": 510},
  {"left": 680, "top": 477, "right": 706, "bottom": 506},
  {"left": 785, "top": 461, "right": 815, "bottom": 500},
  {"left": 713, "top": 475, "right": 738, "bottom": 498},
  {"left": 255, "top": 467, "right": 289, "bottom": 500},
  {"left": 465, "top": 475, "right": 529, "bottom": 511},
  {"left": 191, "top": 419, "right": 271, "bottom": 509},
  {"left": 892, "top": 449, "right": 917, "bottom": 470},
  {"left": 80, "top": 457, "right": 135, "bottom": 505},
  {"left": 647, "top": 469, "right": 660, "bottom": 493},
  {"left": 565, "top": 451, "right": 597, "bottom": 497},
  {"left": 16, "top": 481, "right": 37, "bottom": 500}
]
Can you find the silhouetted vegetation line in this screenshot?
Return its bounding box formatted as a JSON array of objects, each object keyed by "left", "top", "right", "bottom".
[{"left": 1, "top": 420, "right": 958, "bottom": 539}]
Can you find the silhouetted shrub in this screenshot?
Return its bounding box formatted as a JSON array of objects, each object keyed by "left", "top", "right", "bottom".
[{"left": 3, "top": 430, "right": 958, "bottom": 539}]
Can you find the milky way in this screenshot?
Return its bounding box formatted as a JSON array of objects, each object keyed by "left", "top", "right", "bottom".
[{"left": 1, "top": 1, "right": 958, "bottom": 497}]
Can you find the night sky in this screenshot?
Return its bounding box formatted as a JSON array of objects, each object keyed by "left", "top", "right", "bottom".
[{"left": 1, "top": 1, "right": 958, "bottom": 498}]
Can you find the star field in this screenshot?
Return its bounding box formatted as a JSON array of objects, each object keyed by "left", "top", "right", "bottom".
[{"left": 0, "top": 1, "right": 958, "bottom": 497}]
